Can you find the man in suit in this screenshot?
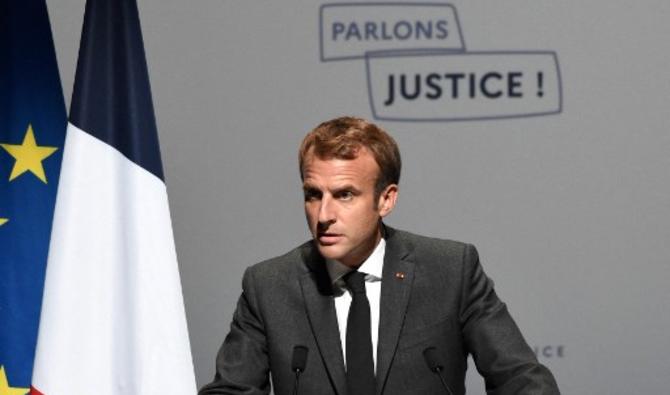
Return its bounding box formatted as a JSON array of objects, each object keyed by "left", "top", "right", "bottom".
[{"left": 200, "top": 117, "right": 559, "bottom": 395}]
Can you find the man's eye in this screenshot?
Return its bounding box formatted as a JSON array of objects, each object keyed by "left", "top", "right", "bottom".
[
  {"left": 304, "top": 191, "right": 320, "bottom": 201},
  {"left": 337, "top": 191, "right": 354, "bottom": 201}
]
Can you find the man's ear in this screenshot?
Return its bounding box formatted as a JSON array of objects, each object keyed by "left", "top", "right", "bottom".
[{"left": 377, "top": 184, "right": 398, "bottom": 218}]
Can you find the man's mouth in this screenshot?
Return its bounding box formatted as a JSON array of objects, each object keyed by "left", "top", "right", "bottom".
[{"left": 317, "top": 233, "right": 342, "bottom": 245}]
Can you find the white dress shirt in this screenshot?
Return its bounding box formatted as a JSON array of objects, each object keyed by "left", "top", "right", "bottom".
[{"left": 326, "top": 238, "right": 385, "bottom": 373}]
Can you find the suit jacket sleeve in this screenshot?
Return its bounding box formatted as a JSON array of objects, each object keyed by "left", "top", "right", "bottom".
[
  {"left": 198, "top": 267, "right": 271, "bottom": 395},
  {"left": 459, "top": 244, "right": 560, "bottom": 395}
]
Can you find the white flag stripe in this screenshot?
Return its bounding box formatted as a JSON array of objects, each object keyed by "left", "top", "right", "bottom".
[{"left": 32, "top": 123, "right": 196, "bottom": 394}]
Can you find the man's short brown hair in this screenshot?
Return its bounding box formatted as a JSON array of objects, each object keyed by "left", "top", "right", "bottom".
[{"left": 299, "top": 116, "right": 401, "bottom": 197}]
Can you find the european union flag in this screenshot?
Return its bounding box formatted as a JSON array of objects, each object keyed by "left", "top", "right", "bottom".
[{"left": 0, "top": 0, "right": 66, "bottom": 392}]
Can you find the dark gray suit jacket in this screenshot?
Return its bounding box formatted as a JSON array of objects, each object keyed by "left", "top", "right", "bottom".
[{"left": 200, "top": 227, "right": 559, "bottom": 395}]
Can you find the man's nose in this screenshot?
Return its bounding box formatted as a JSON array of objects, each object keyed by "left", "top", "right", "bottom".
[{"left": 317, "top": 195, "right": 336, "bottom": 225}]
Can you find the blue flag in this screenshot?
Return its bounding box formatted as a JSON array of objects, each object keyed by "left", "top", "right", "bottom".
[{"left": 0, "top": 0, "right": 66, "bottom": 391}]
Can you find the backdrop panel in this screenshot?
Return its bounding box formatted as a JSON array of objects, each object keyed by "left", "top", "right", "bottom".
[{"left": 48, "top": 1, "right": 670, "bottom": 393}]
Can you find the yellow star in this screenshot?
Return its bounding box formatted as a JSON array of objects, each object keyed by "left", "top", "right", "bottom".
[
  {"left": 0, "top": 365, "right": 29, "bottom": 395},
  {"left": 1, "top": 124, "right": 58, "bottom": 183},
  {"left": 0, "top": 218, "right": 8, "bottom": 227}
]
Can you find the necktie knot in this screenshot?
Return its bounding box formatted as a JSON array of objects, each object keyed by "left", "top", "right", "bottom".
[{"left": 344, "top": 271, "right": 367, "bottom": 294}]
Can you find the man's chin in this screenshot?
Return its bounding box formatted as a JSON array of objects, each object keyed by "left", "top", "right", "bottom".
[{"left": 315, "top": 243, "right": 343, "bottom": 261}]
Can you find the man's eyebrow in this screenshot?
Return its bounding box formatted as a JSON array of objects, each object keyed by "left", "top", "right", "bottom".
[{"left": 332, "top": 184, "right": 361, "bottom": 193}]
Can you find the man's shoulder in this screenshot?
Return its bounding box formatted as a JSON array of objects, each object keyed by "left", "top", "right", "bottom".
[
  {"left": 387, "top": 226, "right": 473, "bottom": 258},
  {"left": 388, "top": 228, "right": 482, "bottom": 283}
]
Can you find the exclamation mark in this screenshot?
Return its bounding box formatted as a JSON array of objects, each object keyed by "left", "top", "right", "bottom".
[{"left": 537, "top": 72, "right": 544, "bottom": 97}]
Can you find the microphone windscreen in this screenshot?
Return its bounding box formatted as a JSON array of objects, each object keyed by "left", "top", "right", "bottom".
[
  {"left": 291, "top": 345, "right": 309, "bottom": 372},
  {"left": 423, "top": 347, "right": 444, "bottom": 372}
]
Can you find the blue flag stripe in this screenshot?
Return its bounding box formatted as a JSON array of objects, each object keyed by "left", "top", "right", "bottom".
[
  {"left": 69, "top": 0, "right": 164, "bottom": 180},
  {"left": 0, "top": 0, "right": 66, "bottom": 387}
]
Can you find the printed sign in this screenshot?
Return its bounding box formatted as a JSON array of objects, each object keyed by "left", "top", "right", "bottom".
[
  {"left": 365, "top": 50, "right": 562, "bottom": 121},
  {"left": 319, "top": 2, "right": 563, "bottom": 122},
  {"left": 320, "top": 2, "right": 465, "bottom": 61}
]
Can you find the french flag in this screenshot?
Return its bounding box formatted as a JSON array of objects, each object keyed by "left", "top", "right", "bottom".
[{"left": 31, "top": 0, "right": 196, "bottom": 393}]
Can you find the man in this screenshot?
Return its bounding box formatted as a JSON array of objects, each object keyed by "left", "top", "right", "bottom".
[{"left": 200, "top": 117, "right": 559, "bottom": 395}]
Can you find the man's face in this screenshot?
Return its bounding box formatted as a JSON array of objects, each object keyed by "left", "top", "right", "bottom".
[{"left": 302, "top": 148, "right": 397, "bottom": 268}]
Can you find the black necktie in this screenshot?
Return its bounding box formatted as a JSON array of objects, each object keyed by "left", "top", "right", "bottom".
[{"left": 343, "top": 271, "right": 376, "bottom": 395}]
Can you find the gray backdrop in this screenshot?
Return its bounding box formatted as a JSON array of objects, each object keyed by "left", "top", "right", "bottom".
[{"left": 47, "top": 1, "right": 670, "bottom": 393}]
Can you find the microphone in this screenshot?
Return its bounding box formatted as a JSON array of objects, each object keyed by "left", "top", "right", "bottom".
[
  {"left": 291, "top": 345, "right": 309, "bottom": 395},
  {"left": 423, "top": 347, "right": 454, "bottom": 395}
]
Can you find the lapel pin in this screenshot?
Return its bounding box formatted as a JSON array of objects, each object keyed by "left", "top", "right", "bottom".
[{"left": 395, "top": 272, "right": 405, "bottom": 280}]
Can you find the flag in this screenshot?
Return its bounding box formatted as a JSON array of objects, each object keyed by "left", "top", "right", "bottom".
[
  {"left": 0, "top": 1, "right": 66, "bottom": 393},
  {"left": 31, "top": 0, "right": 197, "bottom": 393}
]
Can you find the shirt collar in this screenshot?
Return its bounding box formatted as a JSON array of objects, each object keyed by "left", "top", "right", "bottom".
[{"left": 326, "top": 238, "right": 386, "bottom": 285}]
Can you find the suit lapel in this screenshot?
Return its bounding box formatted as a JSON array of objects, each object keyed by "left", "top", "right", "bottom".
[
  {"left": 376, "top": 229, "right": 414, "bottom": 395},
  {"left": 299, "top": 245, "right": 347, "bottom": 395}
]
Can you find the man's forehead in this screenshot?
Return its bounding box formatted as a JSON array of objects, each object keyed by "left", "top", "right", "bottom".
[
  {"left": 302, "top": 152, "right": 378, "bottom": 186},
  {"left": 303, "top": 154, "right": 377, "bottom": 173},
  {"left": 302, "top": 164, "right": 362, "bottom": 183}
]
